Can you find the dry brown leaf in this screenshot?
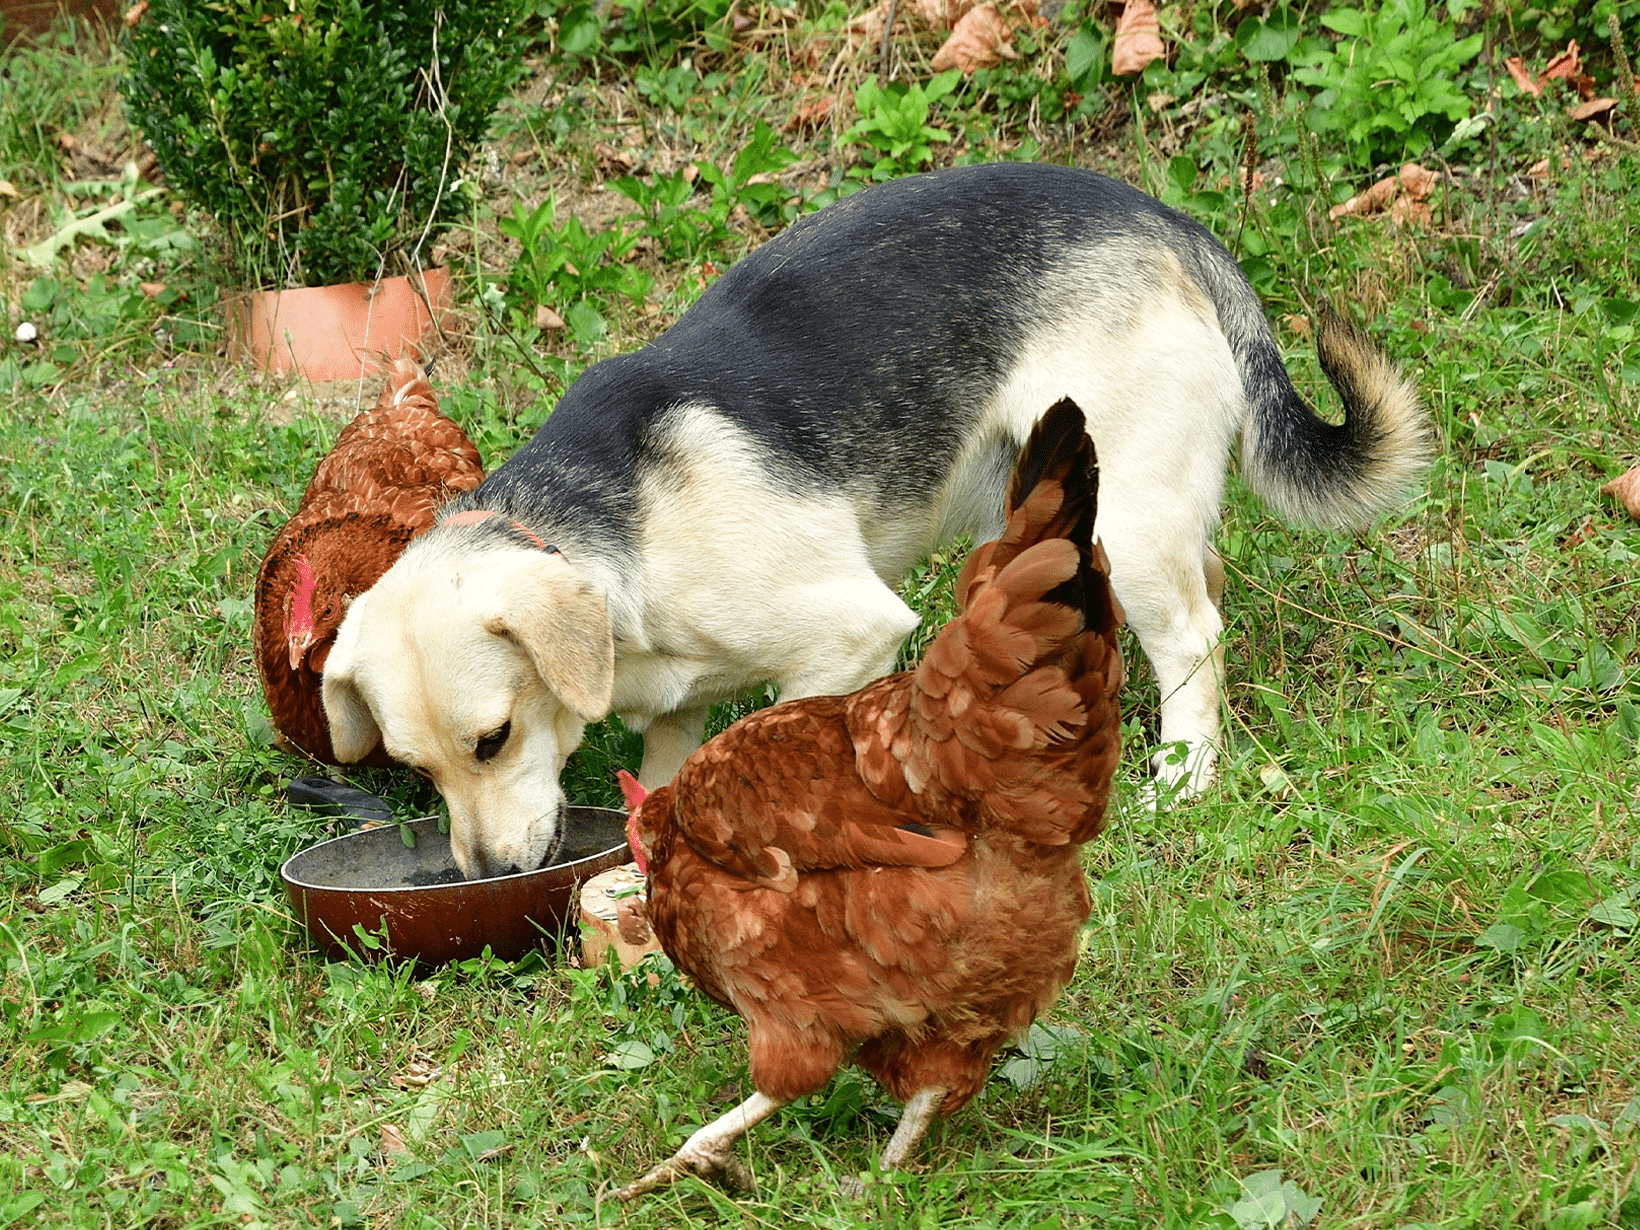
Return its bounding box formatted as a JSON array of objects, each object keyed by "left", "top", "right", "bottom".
[
  {"left": 381, "top": 1124, "right": 410, "bottom": 1157},
  {"left": 535, "top": 305, "right": 566, "bottom": 332},
  {"left": 1329, "top": 164, "right": 1435, "bottom": 223},
  {"left": 1112, "top": 0, "right": 1165, "bottom": 77},
  {"left": 908, "top": 0, "right": 976, "bottom": 29},
  {"left": 783, "top": 94, "right": 834, "bottom": 133},
  {"left": 139, "top": 281, "right": 166, "bottom": 298},
  {"left": 1390, "top": 196, "right": 1433, "bottom": 228},
  {"left": 1398, "top": 163, "right": 1436, "bottom": 200},
  {"left": 1544, "top": 40, "right": 1597, "bottom": 100},
  {"left": 1010, "top": 0, "right": 1044, "bottom": 27},
  {"left": 1603, "top": 465, "right": 1640, "bottom": 521},
  {"left": 0, "top": 179, "right": 19, "bottom": 200},
  {"left": 931, "top": 2, "right": 1017, "bottom": 73},
  {"left": 593, "top": 142, "right": 634, "bottom": 176},
  {"left": 1505, "top": 56, "right": 1542, "bottom": 97},
  {"left": 123, "top": 1, "right": 148, "bottom": 26},
  {"left": 1543, "top": 41, "right": 1581, "bottom": 80},
  {"left": 1569, "top": 97, "right": 1617, "bottom": 122},
  {"left": 1329, "top": 175, "right": 1401, "bottom": 220}
]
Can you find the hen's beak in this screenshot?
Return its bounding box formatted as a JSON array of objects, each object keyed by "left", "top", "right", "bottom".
[{"left": 288, "top": 629, "right": 313, "bottom": 672}]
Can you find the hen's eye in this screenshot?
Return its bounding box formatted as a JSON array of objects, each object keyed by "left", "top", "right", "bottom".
[{"left": 475, "top": 721, "right": 511, "bottom": 763}]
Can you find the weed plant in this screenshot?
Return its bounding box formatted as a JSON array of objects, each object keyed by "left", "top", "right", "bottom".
[{"left": 3, "top": 2, "right": 1640, "bottom": 1227}]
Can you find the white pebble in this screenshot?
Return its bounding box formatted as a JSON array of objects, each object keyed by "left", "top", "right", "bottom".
[{"left": 14, "top": 321, "right": 38, "bottom": 344}]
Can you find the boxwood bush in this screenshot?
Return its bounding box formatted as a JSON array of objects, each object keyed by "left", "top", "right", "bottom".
[{"left": 122, "top": 0, "right": 526, "bottom": 288}]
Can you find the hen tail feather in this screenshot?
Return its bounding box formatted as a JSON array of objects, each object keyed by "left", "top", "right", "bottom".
[{"left": 900, "top": 397, "right": 1123, "bottom": 844}]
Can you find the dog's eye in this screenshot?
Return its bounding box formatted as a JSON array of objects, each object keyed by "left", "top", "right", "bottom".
[{"left": 475, "top": 721, "right": 511, "bottom": 763}]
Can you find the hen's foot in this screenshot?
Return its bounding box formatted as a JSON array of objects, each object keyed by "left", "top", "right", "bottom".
[
  {"left": 614, "top": 1139, "right": 755, "bottom": 1201},
  {"left": 613, "top": 1091, "right": 785, "bottom": 1202}
]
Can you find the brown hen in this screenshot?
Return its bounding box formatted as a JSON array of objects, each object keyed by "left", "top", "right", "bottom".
[
  {"left": 254, "top": 357, "right": 484, "bottom": 765},
  {"left": 615, "top": 397, "right": 1124, "bottom": 1198}
]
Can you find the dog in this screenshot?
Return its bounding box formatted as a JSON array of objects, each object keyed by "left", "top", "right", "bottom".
[{"left": 322, "top": 162, "right": 1427, "bottom": 878}]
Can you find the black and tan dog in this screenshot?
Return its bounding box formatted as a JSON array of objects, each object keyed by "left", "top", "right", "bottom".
[{"left": 323, "top": 162, "right": 1427, "bottom": 877}]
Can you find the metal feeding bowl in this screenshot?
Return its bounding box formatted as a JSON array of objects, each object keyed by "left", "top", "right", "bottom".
[{"left": 280, "top": 807, "right": 630, "bottom": 969}]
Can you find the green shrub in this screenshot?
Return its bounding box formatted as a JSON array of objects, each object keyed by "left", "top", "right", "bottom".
[
  {"left": 1291, "top": 0, "right": 1484, "bottom": 168},
  {"left": 120, "top": 0, "right": 527, "bottom": 288},
  {"left": 843, "top": 70, "right": 963, "bottom": 181}
]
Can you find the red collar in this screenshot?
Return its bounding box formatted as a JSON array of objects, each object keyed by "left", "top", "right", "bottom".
[{"left": 443, "top": 509, "right": 559, "bottom": 554}]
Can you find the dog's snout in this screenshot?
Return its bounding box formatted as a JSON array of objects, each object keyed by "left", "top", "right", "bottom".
[{"left": 449, "top": 804, "right": 566, "bottom": 881}]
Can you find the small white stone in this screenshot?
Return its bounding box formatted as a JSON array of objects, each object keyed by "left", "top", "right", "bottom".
[{"left": 14, "top": 321, "right": 38, "bottom": 344}]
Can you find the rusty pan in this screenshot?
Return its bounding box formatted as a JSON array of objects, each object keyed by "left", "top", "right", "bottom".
[{"left": 280, "top": 807, "right": 629, "bottom": 968}]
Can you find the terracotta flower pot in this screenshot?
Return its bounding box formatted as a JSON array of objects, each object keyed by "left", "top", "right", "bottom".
[{"left": 227, "top": 266, "right": 452, "bottom": 380}]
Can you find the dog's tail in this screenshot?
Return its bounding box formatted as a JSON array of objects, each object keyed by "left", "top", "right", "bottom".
[{"left": 1190, "top": 242, "right": 1430, "bottom": 531}]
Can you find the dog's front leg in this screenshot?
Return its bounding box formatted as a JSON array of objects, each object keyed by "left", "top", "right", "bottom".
[{"left": 638, "top": 704, "right": 710, "bottom": 788}]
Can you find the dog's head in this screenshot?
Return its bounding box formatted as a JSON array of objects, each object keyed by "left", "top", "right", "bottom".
[{"left": 321, "top": 530, "right": 614, "bottom": 879}]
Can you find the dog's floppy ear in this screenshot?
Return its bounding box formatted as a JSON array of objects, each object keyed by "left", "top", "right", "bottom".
[
  {"left": 321, "top": 610, "right": 384, "bottom": 763},
  {"left": 487, "top": 557, "right": 614, "bottom": 723},
  {"left": 322, "top": 666, "right": 385, "bottom": 763}
]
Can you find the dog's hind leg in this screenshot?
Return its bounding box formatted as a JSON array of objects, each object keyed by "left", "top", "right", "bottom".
[{"left": 1098, "top": 510, "right": 1227, "bottom": 804}]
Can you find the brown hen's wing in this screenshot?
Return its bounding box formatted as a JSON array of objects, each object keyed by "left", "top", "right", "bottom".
[
  {"left": 662, "top": 695, "right": 968, "bottom": 894},
  {"left": 848, "top": 398, "right": 1124, "bottom": 847}
]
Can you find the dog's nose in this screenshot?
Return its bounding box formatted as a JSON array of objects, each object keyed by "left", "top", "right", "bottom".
[{"left": 461, "top": 849, "right": 523, "bottom": 881}]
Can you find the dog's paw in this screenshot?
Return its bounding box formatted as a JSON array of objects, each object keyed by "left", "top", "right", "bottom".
[{"left": 1140, "top": 742, "right": 1216, "bottom": 809}]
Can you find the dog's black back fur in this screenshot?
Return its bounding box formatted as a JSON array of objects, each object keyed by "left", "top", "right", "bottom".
[
  {"left": 457, "top": 165, "right": 1260, "bottom": 542},
  {"left": 457, "top": 162, "right": 1420, "bottom": 547}
]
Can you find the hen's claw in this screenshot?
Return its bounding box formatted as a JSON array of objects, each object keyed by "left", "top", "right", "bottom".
[
  {"left": 614, "top": 1140, "right": 755, "bottom": 1200},
  {"left": 614, "top": 1091, "right": 784, "bottom": 1201}
]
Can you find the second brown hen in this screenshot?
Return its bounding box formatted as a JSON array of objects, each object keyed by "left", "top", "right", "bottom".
[
  {"left": 615, "top": 397, "right": 1124, "bottom": 1198},
  {"left": 254, "top": 357, "right": 484, "bottom": 765}
]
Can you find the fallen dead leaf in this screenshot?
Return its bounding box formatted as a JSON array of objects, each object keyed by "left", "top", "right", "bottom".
[
  {"left": 1505, "top": 56, "right": 1542, "bottom": 97},
  {"left": 0, "top": 179, "right": 19, "bottom": 200},
  {"left": 124, "top": 0, "right": 147, "bottom": 26},
  {"left": 784, "top": 94, "right": 833, "bottom": 132},
  {"left": 1112, "top": 0, "right": 1165, "bottom": 77},
  {"left": 535, "top": 304, "right": 566, "bottom": 332},
  {"left": 908, "top": 0, "right": 975, "bottom": 28},
  {"left": 1329, "top": 163, "right": 1435, "bottom": 224},
  {"left": 593, "top": 142, "right": 634, "bottom": 176},
  {"left": 1391, "top": 195, "right": 1433, "bottom": 228},
  {"left": 1569, "top": 97, "right": 1617, "bottom": 122},
  {"left": 139, "top": 281, "right": 166, "bottom": 298},
  {"left": 931, "top": 3, "right": 1017, "bottom": 73},
  {"left": 1544, "top": 40, "right": 1596, "bottom": 101},
  {"left": 1603, "top": 465, "right": 1640, "bottom": 521},
  {"left": 1283, "top": 314, "right": 1312, "bottom": 340},
  {"left": 381, "top": 1124, "right": 410, "bottom": 1156}
]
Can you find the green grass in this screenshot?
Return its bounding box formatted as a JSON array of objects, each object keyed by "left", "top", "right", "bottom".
[{"left": 4, "top": 3, "right": 1640, "bottom": 1227}]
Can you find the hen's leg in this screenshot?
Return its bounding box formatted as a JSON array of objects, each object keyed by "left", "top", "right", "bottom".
[
  {"left": 879, "top": 1086, "right": 947, "bottom": 1170},
  {"left": 840, "top": 1086, "right": 948, "bottom": 1199},
  {"left": 614, "top": 1091, "right": 787, "bottom": 1201}
]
